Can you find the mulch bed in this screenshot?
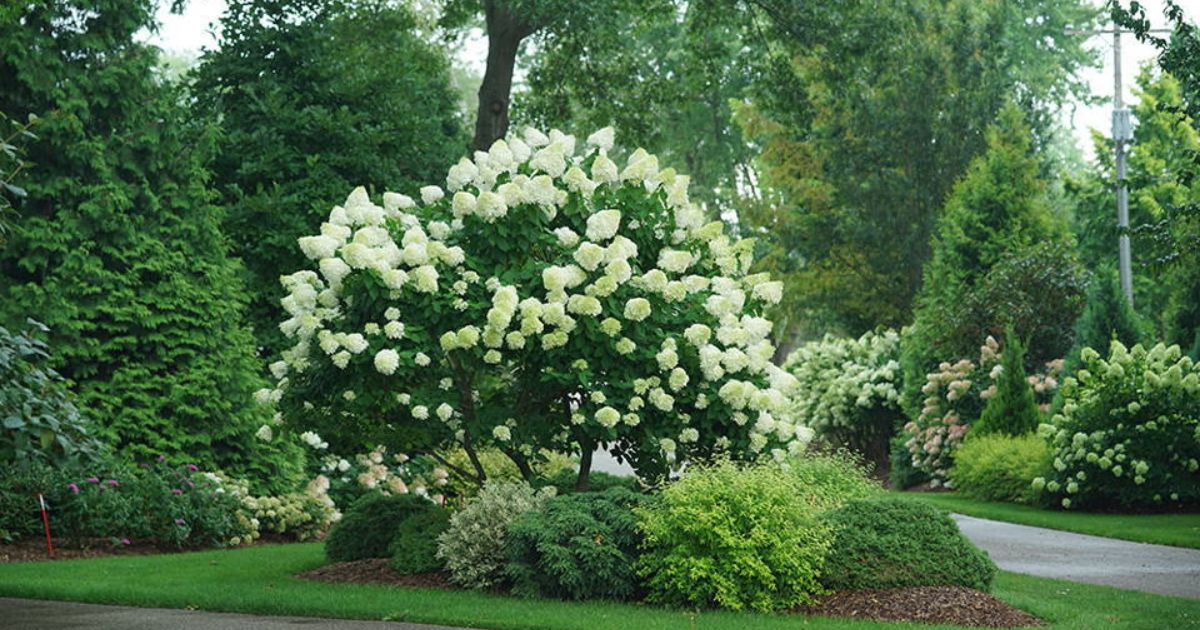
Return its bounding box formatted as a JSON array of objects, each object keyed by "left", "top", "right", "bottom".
[
  {"left": 297, "top": 558, "right": 459, "bottom": 590},
  {"left": 794, "top": 586, "right": 1044, "bottom": 627}
]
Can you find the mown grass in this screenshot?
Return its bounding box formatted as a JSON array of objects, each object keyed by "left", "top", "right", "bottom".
[
  {"left": 0, "top": 543, "right": 1197, "bottom": 629},
  {"left": 893, "top": 491, "right": 1200, "bottom": 549}
]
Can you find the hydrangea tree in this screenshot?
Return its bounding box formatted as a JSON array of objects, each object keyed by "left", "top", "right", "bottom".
[{"left": 256, "top": 127, "right": 808, "bottom": 489}]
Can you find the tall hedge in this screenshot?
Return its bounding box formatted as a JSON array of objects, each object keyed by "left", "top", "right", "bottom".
[
  {"left": 192, "top": 0, "right": 465, "bottom": 354},
  {"left": 0, "top": 0, "right": 299, "bottom": 490}
]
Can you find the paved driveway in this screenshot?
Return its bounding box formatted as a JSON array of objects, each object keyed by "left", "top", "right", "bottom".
[{"left": 953, "top": 513, "right": 1200, "bottom": 599}]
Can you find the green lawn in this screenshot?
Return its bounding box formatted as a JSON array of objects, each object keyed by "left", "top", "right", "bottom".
[
  {"left": 892, "top": 491, "right": 1200, "bottom": 549},
  {"left": 0, "top": 543, "right": 1197, "bottom": 629}
]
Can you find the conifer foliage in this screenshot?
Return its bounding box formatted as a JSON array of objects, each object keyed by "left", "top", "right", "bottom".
[
  {"left": 0, "top": 1, "right": 298, "bottom": 487},
  {"left": 974, "top": 331, "right": 1039, "bottom": 437}
]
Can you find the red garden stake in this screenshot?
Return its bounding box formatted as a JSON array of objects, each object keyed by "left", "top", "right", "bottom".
[{"left": 38, "top": 493, "right": 54, "bottom": 557}]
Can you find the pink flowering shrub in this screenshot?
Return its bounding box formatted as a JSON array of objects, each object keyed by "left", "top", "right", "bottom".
[{"left": 902, "top": 338, "right": 1062, "bottom": 485}]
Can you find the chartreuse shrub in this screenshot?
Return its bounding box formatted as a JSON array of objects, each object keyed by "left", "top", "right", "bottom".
[
  {"left": 783, "top": 330, "right": 902, "bottom": 466},
  {"left": 505, "top": 488, "right": 648, "bottom": 601},
  {"left": 0, "top": 321, "right": 102, "bottom": 467},
  {"left": 255, "top": 125, "right": 808, "bottom": 490},
  {"left": 1034, "top": 341, "right": 1200, "bottom": 510},
  {"left": 634, "top": 460, "right": 834, "bottom": 612},
  {"left": 0, "top": 0, "right": 301, "bottom": 490},
  {"left": 389, "top": 507, "right": 451, "bottom": 575},
  {"left": 438, "top": 481, "right": 554, "bottom": 589},
  {"left": 325, "top": 492, "right": 433, "bottom": 562},
  {"left": 950, "top": 434, "right": 1052, "bottom": 504},
  {"left": 973, "top": 331, "right": 1039, "bottom": 437},
  {"left": 786, "top": 451, "right": 881, "bottom": 509},
  {"left": 821, "top": 497, "right": 996, "bottom": 591}
]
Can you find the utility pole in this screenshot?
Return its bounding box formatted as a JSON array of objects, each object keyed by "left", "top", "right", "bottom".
[{"left": 1066, "top": 26, "right": 1171, "bottom": 307}]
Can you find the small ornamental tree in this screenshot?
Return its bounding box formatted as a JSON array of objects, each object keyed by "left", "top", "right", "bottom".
[
  {"left": 973, "top": 330, "right": 1039, "bottom": 437},
  {"left": 258, "top": 127, "right": 807, "bottom": 488}
]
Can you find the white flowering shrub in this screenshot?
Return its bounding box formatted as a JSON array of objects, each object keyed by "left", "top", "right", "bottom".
[
  {"left": 783, "top": 330, "right": 901, "bottom": 463},
  {"left": 1033, "top": 341, "right": 1200, "bottom": 510},
  {"left": 258, "top": 126, "right": 807, "bottom": 485}
]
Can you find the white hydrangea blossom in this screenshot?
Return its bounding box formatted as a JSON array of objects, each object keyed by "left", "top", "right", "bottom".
[{"left": 262, "top": 126, "right": 809, "bottom": 479}]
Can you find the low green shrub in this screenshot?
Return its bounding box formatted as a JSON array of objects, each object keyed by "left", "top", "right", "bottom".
[
  {"left": 786, "top": 451, "right": 881, "bottom": 509},
  {"left": 325, "top": 492, "right": 433, "bottom": 562},
  {"left": 0, "top": 461, "right": 67, "bottom": 542},
  {"left": 821, "top": 497, "right": 996, "bottom": 591},
  {"left": 635, "top": 460, "right": 833, "bottom": 612},
  {"left": 951, "top": 433, "right": 1051, "bottom": 504},
  {"left": 50, "top": 459, "right": 254, "bottom": 549},
  {"left": 389, "top": 507, "right": 451, "bottom": 575},
  {"left": 505, "top": 487, "right": 647, "bottom": 601},
  {"left": 438, "top": 480, "right": 554, "bottom": 589},
  {"left": 1035, "top": 341, "right": 1200, "bottom": 510}
]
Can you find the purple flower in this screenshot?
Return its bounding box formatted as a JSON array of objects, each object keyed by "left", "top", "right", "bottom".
[
  {"left": 86, "top": 477, "right": 99, "bottom": 484},
  {"left": 121, "top": 538, "right": 131, "bottom": 546},
  {"left": 67, "top": 483, "right": 79, "bottom": 494},
  {"left": 185, "top": 480, "right": 194, "bottom": 488},
  {"left": 185, "top": 464, "right": 198, "bottom": 472},
  {"left": 158, "top": 455, "right": 166, "bottom": 462},
  {"left": 106, "top": 479, "right": 119, "bottom": 487},
  {"left": 171, "top": 488, "right": 183, "bottom": 495},
  {"left": 174, "top": 518, "right": 186, "bottom": 526}
]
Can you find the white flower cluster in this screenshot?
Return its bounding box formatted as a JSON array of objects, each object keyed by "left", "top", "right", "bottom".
[
  {"left": 1033, "top": 341, "right": 1200, "bottom": 509},
  {"left": 261, "top": 126, "right": 809, "bottom": 471},
  {"left": 783, "top": 329, "right": 902, "bottom": 439}
]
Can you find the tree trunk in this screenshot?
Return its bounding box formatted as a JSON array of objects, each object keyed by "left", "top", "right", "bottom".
[
  {"left": 472, "top": 2, "right": 535, "bottom": 151},
  {"left": 574, "top": 436, "right": 594, "bottom": 491}
]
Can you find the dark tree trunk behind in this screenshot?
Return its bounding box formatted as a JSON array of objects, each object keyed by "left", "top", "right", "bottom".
[{"left": 472, "top": 2, "right": 536, "bottom": 150}]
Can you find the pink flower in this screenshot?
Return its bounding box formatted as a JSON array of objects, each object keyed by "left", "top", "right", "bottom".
[
  {"left": 121, "top": 538, "right": 131, "bottom": 546},
  {"left": 172, "top": 488, "right": 183, "bottom": 495},
  {"left": 86, "top": 477, "right": 99, "bottom": 484},
  {"left": 174, "top": 518, "right": 186, "bottom": 526},
  {"left": 106, "top": 479, "right": 119, "bottom": 487},
  {"left": 185, "top": 464, "right": 198, "bottom": 472}
]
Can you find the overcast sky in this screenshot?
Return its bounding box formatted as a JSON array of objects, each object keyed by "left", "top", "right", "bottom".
[{"left": 148, "top": 0, "right": 1196, "bottom": 162}]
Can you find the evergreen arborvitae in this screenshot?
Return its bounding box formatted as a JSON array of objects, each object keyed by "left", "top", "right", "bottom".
[
  {"left": 192, "top": 0, "right": 465, "bottom": 354},
  {"left": 1063, "top": 269, "right": 1147, "bottom": 374},
  {"left": 0, "top": 1, "right": 300, "bottom": 489},
  {"left": 973, "top": 330, "right": 1039, "bottom": 437}
]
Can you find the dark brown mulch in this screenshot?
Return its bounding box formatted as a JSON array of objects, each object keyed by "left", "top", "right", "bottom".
[
  {"left": 795, "top": 586, "right": 1044, "bottom": 628},
  {"left": 297, "top": 558, "right": 459, "bottom": 590}
]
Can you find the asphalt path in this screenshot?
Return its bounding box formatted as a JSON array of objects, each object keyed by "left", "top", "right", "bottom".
[{"left": 953, "top": 513, "right": 1200, "bottom": 599}]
